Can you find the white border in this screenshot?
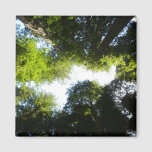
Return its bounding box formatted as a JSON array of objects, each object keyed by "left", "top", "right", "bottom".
[{"left": 0, "top": 0, "right": 152, "bottom": 151}]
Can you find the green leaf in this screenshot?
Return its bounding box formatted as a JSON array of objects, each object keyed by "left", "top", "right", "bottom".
[{"left": 68, "top": 16, "right": 74, "bottom": 19}]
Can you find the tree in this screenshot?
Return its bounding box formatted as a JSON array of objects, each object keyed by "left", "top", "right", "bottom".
[
  {"left": 16, "top": 86, "right": 56, "bottom": 136},
  {"left": 16, "top": 16, "right": 137, "bottom": 136},
  {"left": 58, "top": 79, "right": 136, "bottom": 136},
  {"left": 121, "top": 92, "right": 136, "bottom": 132},
  {"left": 17, "top": 16, "right": 135, "bottom": 73},
  {"left": 64, "top": 80, "right": 104, "bottom": 135},
  {"left": 16, "top": 16, "right": 60, "bottom": 51},
  {"left": 106, "top": 78, "right": 136, "bottom": 135},
  {"left": 16, "top": 36, "right": 73, "bottom": 85},
  {"left": 96, "top": 16, "right": 133, "bottom": 56}
]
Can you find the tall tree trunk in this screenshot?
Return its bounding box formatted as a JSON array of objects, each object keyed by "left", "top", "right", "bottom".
[
  {"left": 17, "top": 16, "right": 134, "bottom": 57},
  {"left": 17, "top": 16, "right": 60, "bottom": 52},
  {"left": 90, "top": 106, "right": 106, "bottom": 135},
  {"left": 97, "top": 16, "right": 134, "bottom": 56}
]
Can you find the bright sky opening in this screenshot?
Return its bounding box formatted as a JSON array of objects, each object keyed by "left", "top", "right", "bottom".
[
  {"left": 39, "top": 65, "right": 116, "bottom": 109},
  {"left": 16, "top": 19, "right": 116, "bottom": 110}
]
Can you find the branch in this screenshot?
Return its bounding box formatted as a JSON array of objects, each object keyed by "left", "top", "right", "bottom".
[
  {"left": 16, "top": 16, "right": 61, "bottom": 52},
  {"left": 97, "top": 16, "right": 134, "bottom": 56}
]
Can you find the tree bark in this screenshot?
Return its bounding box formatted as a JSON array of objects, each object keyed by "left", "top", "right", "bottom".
[
  {"left": 17, "top": 16, "right": 60, "bottom": 52},
  {"left": 90, "top": 106, "right": 106, "bottom": 135},
  {"left": 17, "top": 16, "right": 134, "bottom": 57},
  {"left": 98, "top": 16, "right": 134, "bottom": 56}
]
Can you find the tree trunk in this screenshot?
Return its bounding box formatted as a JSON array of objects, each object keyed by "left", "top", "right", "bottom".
[
  {"left": 17, "top": 16, "right": 60, "bottom": 52},
  {"left": 97, "top": 16, "right": 134, "bottom": 56},
  {"left": 90, "top": 106, "right": 106, "bottom": 135},
  {"left": 17, "top": 16, "right": 134, "bottom": 57}
]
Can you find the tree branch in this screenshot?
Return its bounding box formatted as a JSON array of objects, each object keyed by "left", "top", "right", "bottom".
[
  {"left": 17, "top": 16, "right": 61, "bottom": 52},
  {"left": 97, "top": 16, "right": 134, "bottom": 56}
]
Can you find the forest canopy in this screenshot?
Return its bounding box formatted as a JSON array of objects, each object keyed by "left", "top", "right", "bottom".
[{"left": 16, "top": 16, "right": 136, "bottom": 136}]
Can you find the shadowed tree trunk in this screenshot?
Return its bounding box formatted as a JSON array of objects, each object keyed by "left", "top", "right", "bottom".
[
  {"left": 17, "top": 16, "right": 133, "bottom": 54},
  {"left": 97, "top": 16, "right": 134, "bottom": 56},
  {"left": 17, "top": 16, "right": 134, "bottom": 59},
  {"left": 90, "top": 105, "right": 106, "bottom": 135}
]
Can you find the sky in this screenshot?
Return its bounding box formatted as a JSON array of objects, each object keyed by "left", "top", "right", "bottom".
[
  {"left": 16, "top": 19, "right": 117, "bottom": 109},
  {"left": 38, "top": 65, "right": 116, "bottom": 109},
  {"left": 16, "top": 17, "right": 137, "bottom": 110}
]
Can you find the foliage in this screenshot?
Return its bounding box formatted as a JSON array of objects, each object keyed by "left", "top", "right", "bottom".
[
  {"left": 29, "top": 16, "right": 136, "bottom": 71},
  {"left": 116, "top": 55, "right": 136, "bottom": 81},
  {"left": 16, "top": 86, "right": 56, "bottom": 118},
  {"left": 16, "top": 86, "right": 56, "bottom": 136},
  {"left": 66, "top": 80, "right": 102, "bottom": 107},
  {"left": 16, "top": 16, "right": 137, "bottom": 136},
  {"left": 61, "top": 80, "right": 136, "bottom": 136},
  {"left": 16, "top": 37, "right": 73, "bottom": 85}
]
